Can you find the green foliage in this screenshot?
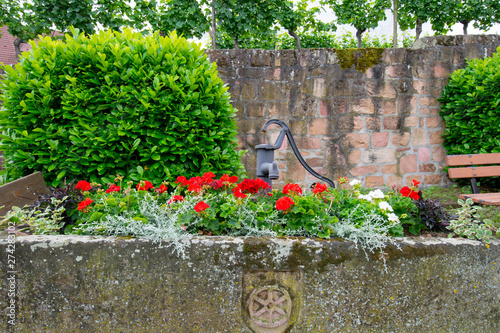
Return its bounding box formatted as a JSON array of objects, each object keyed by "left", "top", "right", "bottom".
[
  {"left": 1, "top": 197, "right": 68, "bottom": 234},
  {"left": 214, "top": 30, "right": 413, "bottom": 50},
  {"left": 398, "top": 0, "right": 447, "bottom": 38},
  {"left": 0, "top": 28, "right": 245, "bottom": 186},
  {"left": 439, "top": 47, "right": 500, "bottom": 157},
  {"left": 432, "top": 0, "right": 500, "bottom": 35},
  {"left": 448, "top": 198, "right": 500, "bottom": 243},
  {"left": 321, "top": 0, "right": 391, "bottom": 48}
]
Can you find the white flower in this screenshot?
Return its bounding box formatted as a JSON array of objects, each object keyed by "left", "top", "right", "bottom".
[
  {"left": 379, "top": 201, "right": 393, "bottom": 212},
  {"left": 387, "top": 213, "right": 399, "bottom": 222},
  {"left": 349, "top": 179, "right": 361, "bottom": 186},
  {"left": 368, "top": 189, "right": 385, "bottom": 199},
  {"left": 358, "top": 194, "right": 373, "bottom": 202}
]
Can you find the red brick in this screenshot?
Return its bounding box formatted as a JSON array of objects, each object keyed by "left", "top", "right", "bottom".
[
  {"left": 419, "top": 163, "right": 437, "bottom": 173},
  {"left": 426, "top": 117, "right": 442, "bottom": 128},
  {"left": 348, "top": 150, "right": 362, "bottom": 164},
  {"left": 383, "top": 116, "right": 400, "bottom": 130},
  {"left": 349, "top": 98, "right": 375, "bottom": 114},
  {"left": 392, "top": 132, "right": 410, "bottom": 146},
  {"left": 424, "top": 174, "right": 442, "bottom": 185}
]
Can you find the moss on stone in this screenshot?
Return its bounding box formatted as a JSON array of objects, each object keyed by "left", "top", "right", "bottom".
[{"left": 336, "top": 48, "right": 384, "bottom": 73}]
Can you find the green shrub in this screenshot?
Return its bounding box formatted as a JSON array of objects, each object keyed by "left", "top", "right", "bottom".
[
  {"left": 439, "top": 46, "right": 500, "bottom": 156},
  {"left": 0, "top": 28, "right": 245, "bottom": 186}
]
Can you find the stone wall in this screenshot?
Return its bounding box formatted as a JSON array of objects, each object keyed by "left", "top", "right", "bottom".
[
  {"left": 1, "top": 235, "right": 499, "bottom": 332},
  {"left": 208, "top": 35, "right": 500, "bottom": 189}
]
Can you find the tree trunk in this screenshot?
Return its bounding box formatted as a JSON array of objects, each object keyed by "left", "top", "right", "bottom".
[
  {"left": 462, "top": 20, "right": 469, "bottom": 35},
  {"left": 210, "top": 1, "right": 217, "bottom": 49},
  {"left": 288, "top": 28, "right": 301, "bottom": 50},
  {"left": 234, "top": 36, "right": 239, "bottom": 49},
  {"left": 356, "top": 29, "right": 364, "bottom": 48},
  {"left": 416, "top": 18, "right": 422, "bottom": 39},
  {"left": 14, "top": 37, "right": 23, "bottom": 62},
  {"left": 393, "top": 0, "right": 398, "bottom": 48}
]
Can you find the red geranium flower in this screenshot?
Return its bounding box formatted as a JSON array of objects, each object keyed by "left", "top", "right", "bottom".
[
  {"left": 175, "top": 176, "right": 189, "bottom": 187},
  {"left": 221, "top": 174, "right": 238, "bottom": 184},
  {"left": 312, "top": 183, "right": 329, "bottom": 194},
  {"left": 202, "top": 172, "right": 215, "bottom": 183},
  {"left": 188, "top": 183, "right": 202, "bottom": 193},
  {"left": 400, "top": 186, "right": 420, "bottom": 200},
  {"left": 157, "top": 184, "right": 168, "bottom": 194},
  {"left": 105, "top": 184, "right": 121, "bottom": 193},
  {"left": 412, "top": 179, "right": 420, "bottom": 187},
  {"left": 283, "top": 183, "right": 302, "bottom": 196},
  {"left": 194, "top": 201, "right": 210, "bottom": 212},
  {"left": 275, "top": 196, "right": 295, "bottom": 213},
  {"left": 137, "top": 181, "right": 154, "bottom": 191},
  {"left": 77, "top": 198, "right": 93, "bottom": 211},
  {"left": 75, "top": 180, "right": 92, "bottom": 192},
  {"left": 236, "top": 178, "right": 270, "bottom": 194},
  {"left": 233, "top": 187, "right": 247, "bottom": 199},
  {"left": 167, "top": 195, "right": 184, "bottom": 204}
]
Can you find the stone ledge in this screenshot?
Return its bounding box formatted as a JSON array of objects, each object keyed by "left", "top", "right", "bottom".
[{"left": 1, "top": 235, "right": 498, "bottom": 332}]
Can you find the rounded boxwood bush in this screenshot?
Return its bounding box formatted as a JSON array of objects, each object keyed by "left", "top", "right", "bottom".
[
  {"left": 0, "top": 28, "right": 245, "bottom": 186},
  {"left": 439, "top": 46, "right": 500, "bottom": 156}
]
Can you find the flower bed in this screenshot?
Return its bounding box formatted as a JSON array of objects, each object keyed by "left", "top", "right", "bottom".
[{"left": 3, "top": 173, "right": 499, "bottom": 254}]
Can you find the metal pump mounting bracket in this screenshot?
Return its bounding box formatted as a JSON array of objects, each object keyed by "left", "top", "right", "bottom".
[{"left": 255, "top": 119, "right": 335, "bottom": 188}]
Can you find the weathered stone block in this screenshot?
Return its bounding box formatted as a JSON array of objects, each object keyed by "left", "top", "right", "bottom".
[
  {"left": 366, "top": 117, "right": 381, "bottom": 131},
  {"left": 383, "top": 116, "right": 400, "bottom": 130},
  {"left": 424, "top": 174, "right": 443, "bottom": 185},
  {"left": 382, "top": 164, "right": 398, "bottom": 174},
  {"left": 412, "top": 128, "right": 428, "bottom": 146},
  {"left": 343, "top": 133, "right": 369, "bottom": 148},
  {"left": 250, "top": 50, "right": 273, "bottom": 67},
  {"left": 418, "top": 147, "right": 430, "bottom": 162},
  {"left": 363, "top": 149, "right": 395, "bottom": 163},
  {"left": 372, "top": 132, "right": 389, "bottom": 147},
  {"left": 430, "top": 130, "right": 444, "bottom": 144},
  {"left": 348, "top": 149, "right": 362, "bottom": 164},
  {"left": 367, "top": 81, "right": 397, "bottom": 98},
  {"left": 350, "top": 165, "right": 380, "bottom": 176},
  {"left": 432, "top": 146, "right": 446, "bottom": 162},
  {"left": 426, "top": 117, "right": 442, "bottom": 128},
  {"left": 392, "top": 132, "right": 411, "bottom": 146},
  {"left": 237, "top": 67, "right": 265, "bottom": 79},
  {"left": 259, "top": 81, "right": 283, "bottom": 101},
  {"left": 349, "top": 98, "right": 375, "bottom": 114},
  {"left": 420, "top": 163, "right": 437, "bottom": 173},
  {"left": 241, "top": 81, "right": 257, "bottom": 100},
  {"left": 246, "top": 102, "right": 265, "bottom": 117},
  {"left": 302, "top": 78, "right": 327, "bottom": 98},
  {"left": 400, "top": 154, "right": 418, "bottom": 173},
  {"left": 309, "top": 118, "right": 329, "bottom": 136},
  {"left": 387, "top": 175, "right": 403, "bottom": 187},
  {"left": 365, "top": 176, "right": 385, "bottom": 187}
]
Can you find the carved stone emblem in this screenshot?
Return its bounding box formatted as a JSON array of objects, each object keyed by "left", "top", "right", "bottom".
[
  {"left": 248, "top": 285, "right": 292, "bottom": 329},
  {"left": 242, "top": 271, "right": 302, "bottom": 333}
]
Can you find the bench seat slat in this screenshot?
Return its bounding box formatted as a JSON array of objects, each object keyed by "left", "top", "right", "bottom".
[
  {"left": 448, "top": 165, "right": 500, "bottom": 179},
  {"left": 446, "top": 153, "right": 500, "bottom": 166},
  {"left": 458, "top": 193, "right": 500, "bottom": 206}
]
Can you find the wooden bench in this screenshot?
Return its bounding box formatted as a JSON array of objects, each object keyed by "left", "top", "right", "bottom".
[{"left": 445, "top": 153, "right": 500, "bottom": 206}]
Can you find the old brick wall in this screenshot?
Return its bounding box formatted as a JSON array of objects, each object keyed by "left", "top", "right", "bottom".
[{"left": 208, "top": 35, "right": 500, "bottom": 189}]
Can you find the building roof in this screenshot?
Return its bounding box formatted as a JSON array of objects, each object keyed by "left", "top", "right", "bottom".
[{"left": 0, "top": 25, "right": 31, "bottom": 66}]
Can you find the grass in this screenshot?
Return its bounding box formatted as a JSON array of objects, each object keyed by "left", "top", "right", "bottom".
[{"left": 421, "top": 184, "right": 500, "bottom": 225}]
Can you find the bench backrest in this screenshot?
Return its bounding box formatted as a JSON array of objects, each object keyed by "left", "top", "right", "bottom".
[{"left": 446, "top": 153, "right": 500, "bottom": 179}]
